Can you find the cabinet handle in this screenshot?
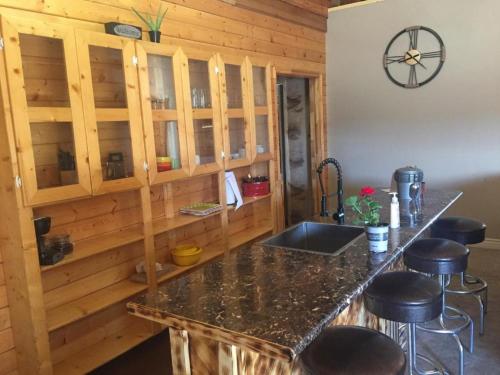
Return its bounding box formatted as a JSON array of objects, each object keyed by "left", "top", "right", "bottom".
[
  {"left": 143, "top": 161, "right": 149, "bottom": 172},
  {"left": 15, "top": 175, "right": 22, "bottom": 188}
]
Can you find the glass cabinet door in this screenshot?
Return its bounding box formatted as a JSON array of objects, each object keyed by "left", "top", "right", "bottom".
[
  {"left": 218, "top": 55, "right": 252, "bottom": 169},
  {"left": 136, "top": 42, "right": 189, "bottom": 185},
  {"left": 249, "top": 61, "right": 274, "bottom": 162},
  {"left": 181, "top": 51, "right": 223, "bottom": 176},
  {"left": 1, "top": 17, "right": 91, "bottom": 205},
  {"left": 76, "top": 30, "right": 146, "bottom": 194}
]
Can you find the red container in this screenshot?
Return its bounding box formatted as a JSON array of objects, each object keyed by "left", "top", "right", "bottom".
[{"left": 242, "top": 180, "right": 270, "bottom": 197}]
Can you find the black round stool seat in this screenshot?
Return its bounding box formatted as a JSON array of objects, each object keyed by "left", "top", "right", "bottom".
[
  {"left": 404, "top": 238, "right": 469, "bottom": 275},
  {"left": 364, "top": 271, "right": 442, "bottom": 323},
  {"left": 431, "top": 217, "right": 486, "bottom": 245},
  {"left": 300, "top": 326, "right": 406, "bottom": 375}
]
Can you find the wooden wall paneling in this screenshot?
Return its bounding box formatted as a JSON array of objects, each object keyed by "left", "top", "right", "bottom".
[
  {"left": 0, "top": 0, "right": 327, "bottom": 372},
  {"left": 0, "top": 19, "right": 52, "bottom": 374},
  {"left": 235, "top": 0, "right": 327, "bottom": 32},
  {"left": 161, "top": 0, "right": 326, "bottom": 42},
  {"left": 0, "top": 0, "right": 326, "bottom": 64},
  {"left": 0, "top": 15, "right": 92, "bottom": 206}
]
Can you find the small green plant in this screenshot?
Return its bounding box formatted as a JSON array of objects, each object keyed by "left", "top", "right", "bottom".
[
  {"left": 345, "top": 186, "right": 382, "bottom": 226},
  {"left": 131, "top": 6, "right": 168, "bottom": 32}
]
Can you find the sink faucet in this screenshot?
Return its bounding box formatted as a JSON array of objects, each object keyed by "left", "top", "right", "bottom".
[{"left": 316, "top": 158, "right": 345, "bottom": 225}]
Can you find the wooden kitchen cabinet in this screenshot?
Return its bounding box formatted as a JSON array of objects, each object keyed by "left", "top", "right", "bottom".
[
  {"left": 76, "top": 30, "right": 147, "bottom": 195},
  {"left": 218, "top": 54, "right": 253, "bottom": 169},
  {"left": 136, "top": 42, "right": 190, "bottom": 185},
  {"left": 249, "top": 61, "right": 274, "bottom": 162},
  {"left": 181, "top": 50, "right": 223, "bottom": 176},
  {"left": 1, "top": 16, "right": 92, "bottom": 206}
]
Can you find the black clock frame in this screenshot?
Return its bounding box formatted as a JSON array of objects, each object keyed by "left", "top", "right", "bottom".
[{"left": 383, "top": 26, "right": 446, "bottom": 89}]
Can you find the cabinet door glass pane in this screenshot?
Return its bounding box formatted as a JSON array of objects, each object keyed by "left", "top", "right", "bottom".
[
  {"left": 189, "top": 59, "right": 212, "bottom": 109},
  {"left": 89, "top": 46, "right": 127, "bottom": 108},
  {"left": 97, "top": 121, "right": 134, "bottom": 181},
  {"left": 30, "top": 122, "right": 78, "bottom": 188},
  {"left": 253, "top": 66, "right": 267, "bottom": 106},
  {"left": 147, "top": 54, "right": 176, "bottom": 110},
  {"left": 255, "top": 115, "right": 269, "bottom": 154},
  {"left": 193, "top": 119, "right": 215, "bottom": 165},
  {"left": 20, "top": 35, "right": 70, "bottom": 107},
  {"left": 225, "top": 64, "right": 242, "bottom": 109},
  {"left": 228, "top": 118, "right": 246, "bottom": 160},
  {"left": 154, "top": 121, "right": 181, "bottom": 171}
]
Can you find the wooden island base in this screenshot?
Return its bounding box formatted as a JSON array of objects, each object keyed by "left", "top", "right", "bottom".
[{"left": 128, "top": 258, "right": 404, "bottom": 375}]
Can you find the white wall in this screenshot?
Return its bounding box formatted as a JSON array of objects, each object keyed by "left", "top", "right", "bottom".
[{"left": 327, "top": 0, "right": 500, "bottom": 237}]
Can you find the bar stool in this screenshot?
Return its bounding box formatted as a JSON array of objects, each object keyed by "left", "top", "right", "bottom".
[
  {"left": 364, "top": 271, "right": 444, "bottom": 375},
  {"left": 431, "top": 217, "right": 488, "bottom": 334},
  {"left": 405, "top": 238, "right": 473, "bottom": 375},
  {"left": 300, "top": 325, "right": 406, "bottom": 375}
]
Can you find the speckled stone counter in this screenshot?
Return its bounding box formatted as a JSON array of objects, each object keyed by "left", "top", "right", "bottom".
[{"left": 127, "top": 190, "right": 462, "bottom": 374}]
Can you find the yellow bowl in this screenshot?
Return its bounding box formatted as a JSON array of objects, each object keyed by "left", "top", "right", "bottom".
[
  {"left": 173, "top": 245, "right": 199, "bottom": 256},
  {"left": 172, "top": 248, "right": 202, "bottom": 266}
]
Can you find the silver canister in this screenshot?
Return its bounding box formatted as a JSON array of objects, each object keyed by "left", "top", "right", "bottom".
[{"left": 394, "top": 166, "right": 424, "bottom": 200}]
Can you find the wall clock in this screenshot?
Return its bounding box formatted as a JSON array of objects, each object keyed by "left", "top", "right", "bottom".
[{"left": 383, "top": 26, "right": 446, "bottom": 89}]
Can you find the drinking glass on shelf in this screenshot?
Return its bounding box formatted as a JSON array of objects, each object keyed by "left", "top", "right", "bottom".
[{"left": 191, "top": 88, "right": 198, "bottom": 109}]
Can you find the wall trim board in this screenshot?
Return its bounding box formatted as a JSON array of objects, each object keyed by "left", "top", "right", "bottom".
[
  {"left": 471, "top": 238, "right": 500, "bottom": 251},
  {"left": 328, "top": 0, "right": 384, "bottom": 12}
]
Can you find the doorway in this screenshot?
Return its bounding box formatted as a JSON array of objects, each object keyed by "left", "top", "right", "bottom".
[{"left": 277, "top": 76, "right": 315, "bottom": 226}]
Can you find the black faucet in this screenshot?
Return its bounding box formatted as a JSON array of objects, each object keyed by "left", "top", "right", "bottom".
[{"left": 316, "top": 158, "right": 345, "bottom": 225}]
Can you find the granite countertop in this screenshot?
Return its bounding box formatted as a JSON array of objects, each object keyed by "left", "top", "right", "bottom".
[{"left": 128, "top": 190, "right": 462, "bottom": 359}]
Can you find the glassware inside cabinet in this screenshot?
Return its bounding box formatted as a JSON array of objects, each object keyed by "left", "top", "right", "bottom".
[
  {"left": 147, "top": 54, "right": 176, "bottom": 110},
  {"left": 153, "top": 121, "right": 181, "bottom": 171},
  {"left": 188, "top": 59, "right": 212, "bottom": 109}
]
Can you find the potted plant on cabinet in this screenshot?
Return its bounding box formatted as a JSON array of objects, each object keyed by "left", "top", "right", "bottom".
[
  {"left": 131, "top": 6, "right": 168, "bottom": 43},
  {"left": 345, "top": 186, "right": 389, "bottom": 252}
]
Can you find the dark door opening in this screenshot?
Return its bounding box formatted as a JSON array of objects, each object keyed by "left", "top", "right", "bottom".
[{"left": 277, "top": 76, "right": 314, "bottom": 226}]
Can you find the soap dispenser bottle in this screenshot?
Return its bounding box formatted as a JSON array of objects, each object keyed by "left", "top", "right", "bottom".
[{"left": 390, "top": 192, "right": 400, "bottom": 229}]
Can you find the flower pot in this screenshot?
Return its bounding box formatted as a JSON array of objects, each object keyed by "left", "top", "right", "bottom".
[
  {"left": 365, "top": 223, "right": 389, "bottom": 252},
  {"left": 149, "top": 30, "right": 161, "bottom": 43}
]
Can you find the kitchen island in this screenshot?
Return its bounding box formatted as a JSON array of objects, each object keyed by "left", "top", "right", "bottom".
[{"left": 127, "top": 190, "right": 462, "bottom": 374}]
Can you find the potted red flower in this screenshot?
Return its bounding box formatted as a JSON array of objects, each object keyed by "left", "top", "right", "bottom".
[{"left": 345, "top": 186, "right": 389, "bottom": 252}]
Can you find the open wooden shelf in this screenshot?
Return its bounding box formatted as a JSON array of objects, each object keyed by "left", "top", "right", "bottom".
[
  {"left": 157, "top": 241, "right": 226, "bottom": 284},
  {"left": 52, "top": 319, "right": 156, "bottom": 375},
  {"left": 227, "top": 193, "right": 271, "bottom": 211},
  {"left": 46, "top": 279, "right": 149, "bottom": 332},
  {"left": 41, "top": 226, "right": 144, "bottom": 272},
  {"left": 153, "top": 211, "right": 222, "bottom": 236},
  {"left": 228, "top": 225, "right": 273, "bottom": 250}
]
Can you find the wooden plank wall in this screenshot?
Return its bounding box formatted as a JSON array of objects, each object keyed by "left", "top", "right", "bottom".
[{"left": 0, "top": 0, "right": 328, "bottom": 373}]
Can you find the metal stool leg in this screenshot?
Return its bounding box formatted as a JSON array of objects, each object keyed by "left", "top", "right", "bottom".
[
  {"left": 446, "top": 271, "right": 487, "bottom": 335},
  {"left": 407, "top": 323, "right": 445, "bottom": 375}
]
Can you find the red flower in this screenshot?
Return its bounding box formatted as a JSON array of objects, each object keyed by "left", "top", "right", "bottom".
[{"left": 360, "top": 186, "right": 375, "bottom": 197}]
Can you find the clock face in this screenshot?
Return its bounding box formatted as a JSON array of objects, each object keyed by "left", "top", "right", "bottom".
[{"left": 383, "top": 26, "right": 446, "bottom": 89}]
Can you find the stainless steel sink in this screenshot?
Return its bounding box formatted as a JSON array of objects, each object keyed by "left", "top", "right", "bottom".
[{"left": 260, "top": 221, "right": 364, "bottom": 256}]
